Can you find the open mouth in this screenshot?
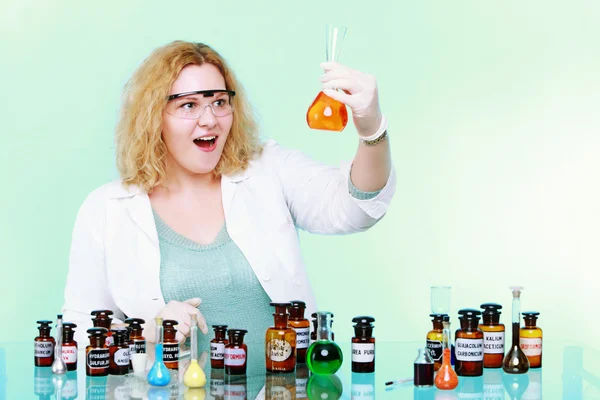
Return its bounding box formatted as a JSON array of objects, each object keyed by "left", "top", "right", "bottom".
[{"left": 193, "top": 135, "right": 217, "bottom": 150}]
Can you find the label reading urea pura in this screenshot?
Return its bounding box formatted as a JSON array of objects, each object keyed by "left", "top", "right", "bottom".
[
  {"left": 455, "top": 338, "right": 484, "bottom": 361},
  {"left": 520, "top": 338, "right": 542, "bottom": 356},
  {"left": 87, "top": 349, "right": 110, "bottom": 369},
  {"left": 34, "top": 341, "right": 54, "bottom": 357},
  {"left": 211, "top": 343, "right": 225, "bottom": 360},
  {"left": 62, "top": 345, "right": 77, "bottom": 363},
  {"left": 224, "top": 348, "right": 246, "bottom": 366},
  {"left": 267, "top": 339, "right": 293, "bottom": 362},
  {"left": 296, "top": 378, "right": 308, "bottom": 398},
  {"left": 163, "top": 344, "right": 179, "bottom": 362},
  {"left": 114, "top": 348, "right": 130, "bottom": 366},
  {"left": 133, "top": 340, "right": 146, "bottom": 354},
  {"left": 426, "top": 340, "right": 443, "bottom": 361},
  {"left": 294, "top": 327, "right": 310, "bottom": 349},
  {"left": 352, "top": 343, "right": 375, "bottom": 363},
  {"left": 483, "top": 331, "right": 505, "bottom": 354}
]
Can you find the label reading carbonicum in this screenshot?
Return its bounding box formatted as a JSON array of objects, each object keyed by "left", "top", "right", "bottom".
[
  {"left": 352, "top": 343, "right": 375, "bottom": 363},
  {"left": 455, "top": 338, "right": 484, "bottom": 361},
  {"left": 34, "top": 341, "right": 54, "bottom": 357},
  {"left": 224, "top": 348, "right": 246, "bottom": 366},
  {"left": 87, "top": 349, "right": 110, "bottom": 369},
  {"left": 520, "top": 338, "right": 542, "bottom": 356},
  {"left": 426, "top": 340, "right": 443, "bottom": 361},
  {"left": 483, "top": 331, "right": 505, "bottom": 354},
  {"left": 294, "top": 327, "right": 310, "bottom": 349},
  {"left": 211, "top": 343, "right": 225, "bottom": 360}
]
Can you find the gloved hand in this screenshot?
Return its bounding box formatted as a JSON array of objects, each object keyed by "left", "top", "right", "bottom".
[
  {"left": 144, "top": 298, "right": 209, "bottom": 343},
  {"left": 319, "top": 61, "right": 383, "bottom": 137}
]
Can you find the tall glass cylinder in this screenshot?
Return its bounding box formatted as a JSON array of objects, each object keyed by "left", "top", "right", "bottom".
[{"left": 502, "top": 286, "right": 530, "bottom": 374}]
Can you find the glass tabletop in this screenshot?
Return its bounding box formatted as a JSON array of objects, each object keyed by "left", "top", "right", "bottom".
[{"left": 2, "top": 340, "right": 599, "bottom": 399}]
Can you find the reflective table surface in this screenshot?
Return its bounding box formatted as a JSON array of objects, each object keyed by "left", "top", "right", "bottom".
[{"left": 2, "top": 340, "right": 599, "bottom": 399}]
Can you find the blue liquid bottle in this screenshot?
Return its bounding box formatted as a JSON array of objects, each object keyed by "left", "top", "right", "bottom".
[{"left": 147, "top": 317, "right": 171, "bottom": 387}]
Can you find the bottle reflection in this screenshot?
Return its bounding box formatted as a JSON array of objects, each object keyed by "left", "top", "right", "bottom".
[
  {"left": 106, "top": 375, "right": 131, "bottom": 399},
  {"left": 85, "top": 375, "right": 108, "bottom": 400},
  {"left": 34, "top": 366, "right": 54, "bottom": 400},
  {"left": 225, "top": 373, "right": 247, "bottom": 400},
  {"left": 413, "top": 385, "right": 435, "bottom": 400},
  {"left": 522, "top": 369, "right": 542, "bottom": 400},
  {"left": 59, "top": 371, "right": 78, "bottom": 400},
  {"left": 307, "top": 374, "right": 343, "bottom": 400},
  {"left": 562, "top": 345, "right": 600, "bottom": 400},
  {"left": 502, "top": 372, "right": 529, "bottom": 400},
  {"left": 210, "top": 368, "right": 225, "bottom": 400},
  {"left": 457, "top": 375, "right": 483, "bottom": 399},
  {"left": 266, "top": 372, "right": 296, "bottom": 399},
  {"left": 295, "top": 363, "right": 309, "bottom": 398},
  {"left": 351, "top": 372, "right": 375, "bottom": 400},
  {"left": 184, "top": 387, "right": 207, "bottom": 400},
  {"left": 483, "top": 369, "right": 504, "bottom": 400}
]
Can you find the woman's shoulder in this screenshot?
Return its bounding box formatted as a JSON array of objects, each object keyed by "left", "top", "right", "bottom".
[{"left": 78, "top": 179, "right": 143, "bottom": 211}]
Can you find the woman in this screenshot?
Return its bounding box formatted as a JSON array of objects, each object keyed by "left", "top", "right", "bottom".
[{"left": 62, "top": 41, "right": 396, "bottom": 349}]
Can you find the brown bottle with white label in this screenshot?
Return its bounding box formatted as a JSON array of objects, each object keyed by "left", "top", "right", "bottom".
[
  {"left": 34, "top": 320, "right": 55, "bottom": 367},
  {"left": 61, "top": 323, "right": 78, "bottom": 371},
  {"left": 288, "top": 301, "right": 310, "bottom": 364},
  {"left": 265, "top": 302, "right": 296, "bottom": 373},
  {"left": 108, "top": 329, "right": 130, "bottom": 375},
  {"left": 520, "top": 311, "right": 542, "bottom": 368},
  {"left": 163, "top": 320, "right": 179, "bottom": 370},
  {"left": 455, "top": 309, "right": 484, "bottom": 377},
  {"left": 351, "top": 316, "right": 375, "bottom": 373},
  {"left": 479, "top": 303, "right": 505, "bottom": 369}
]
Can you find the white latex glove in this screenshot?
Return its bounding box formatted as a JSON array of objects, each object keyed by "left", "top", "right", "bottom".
[
  {"left": 144, "top": 298, "right": 209, "bottom": 343},
  {"left": 319, "top": 61, "right": 383, "bottom": 137}
]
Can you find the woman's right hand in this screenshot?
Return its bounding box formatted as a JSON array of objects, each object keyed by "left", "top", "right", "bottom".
[{"left": 145, "top": 298, "right": 209, "bottom": 343}]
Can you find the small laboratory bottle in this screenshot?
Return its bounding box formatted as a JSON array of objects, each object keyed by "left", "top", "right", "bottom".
[
  {"left": 426, "top": 314, "right": 446, "bottom": 371},
  {"left": 108, "top": 329, "right": 130, "bottom": 375},
  {"left": 211, "top": 325, "right": 229, "bottom": 369},
  {"left": 34, "top": 320, "right": 55, "bottom": 367},
  {"left": 311, "top": 312, "right": 335, "bottom": 344},
  {"left": 162, "top": 319, "right": 179, "bottom": 370},
  {"left": 351, "top": 316, "right": 375, "bottom": 373},
  {"left": 86, "top": 327, "right": 109, "bottom": 376},
  {"left": 61, "top": 322, "right": 78, "bottom": 371},
  {"left": 288, "top": 301, "right": 311, "bottom": 364},
  {"left": 225, "top": 329, "right": 248, "bottom": 375},
  {"left": 520, "top": 311, "right": 542, "bottom": 368},
  {"left": 434, "top": 316, "right": 459, "bottom": 390},
  {"left": 125, "top": 318, "right": 146, "bottom": 354},
  {"left": 306, "top": 312, "right": 343, "bottom": 375},
  {"left": 266, "top": 302, "right": 297, "bottom": 373},
  {"left": 502, "top": 286, "right": 530, "bottom": 374},
  {"left": 479, "top": 303, "right": 505, "bottom": 368},
  {"left": 455, "top": 309, "right": 484, "bottom": 377},
  {"left": 414, "top": 347, "right": 434, "bottom": 387},
  {"left": 91, "top": 310, "right": 114, "bottom": 347}
]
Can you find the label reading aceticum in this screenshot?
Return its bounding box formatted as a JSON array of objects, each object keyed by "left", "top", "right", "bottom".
[
  {"left": 211, "top": 343, "right": 225, "bottom": 360},
  {"left": 520, "top": 338, "right": 542, "bottom": 356},
  {"left": 34, "top": 341, "right": 54, "bottom": 357},
  {"left": 352, "top": 343, "right": 375, "bottom": 363},
  {"left": 163, "top": 344, "right": 179, "bottom": 362},
  {"left": 224, "top": 348, "right": 246, "bottom": 366},
  {"left": 294, "top": 327, "right": 310, "bottom": 349},
  {"left": 87, "top": 349, "right": 110, "bottom": 369},
  {"left": 483, "top": 331, "right": 505, "bottom": 354},
  {"left": 426, "top": 340, "right": 443, "bottom": 361},
  {"left": 455, "top": 338, "right": 484, "bottom": 362}
]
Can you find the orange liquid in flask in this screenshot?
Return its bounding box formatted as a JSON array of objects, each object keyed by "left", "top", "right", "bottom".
[{"left": 306, "top": 91, "right": 348, "bottom": 132}]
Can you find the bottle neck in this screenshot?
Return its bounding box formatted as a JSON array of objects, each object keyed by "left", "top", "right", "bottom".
[
  {"left": 38, "top": 327, "right": 51, "bottom": 337},
  {"left": 316, "top": 314, "right": 334, "bottom": 341},
  {"left": 273, "top": 313, "right": 289, "bottom": 329},
  {"left": 432, "top": 320, "right": 443, "bottom": 330},
  {"left": 523, "top": 318, "right": 537, "bottom": 328},
  {"left": 163, "top": 329, "right": 176, "bottom": 341},
  {"left": 215, "top": 331, "right": 226, "bottom": 341},
  {"left": 63, "top": 331, "right": 75, "bottom": 343},
  {"left": 289, "top": 308, "right": 305, "bottom": 320},
  {"left": 482, "top": 314, "right": 500, "bottom": 325},
  {"left": 131, "top": 328, "right": 143, "bottom": 337},
  {"left": 512, "top": 296, "right": 521, "bottom": 324},
  {"left": 93, "top": 318, "right": 111, "bottom": 329},
  {"left": 229, "top": 336, "right": 245, "bottom": 346},
  {"left": 442, "top": 322, "right": 451, "bottom": 350},
  {"left": 89, "top": 337, "right": 104, "bottom": 348},
  {"left": 353, "top": 327, "right": 373, "bottom": 339}
]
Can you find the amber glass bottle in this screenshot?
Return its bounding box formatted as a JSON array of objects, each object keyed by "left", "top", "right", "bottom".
[
  {"left": 266, "top": 302, "right": 297, "bottom": 373},
  {"left": 211, "top": 325, "right": 229, "bottom": 369},
  {"left": 520, "top": 311, "right": 542, "bottom": 368},
  {"left": 351, "top": 316, "right": 375, "bottom": 373},
  {"left": 288, "top": 301, "right": 310, "bottom": 364},
  {"left": 455, "top": 309, "right": 484, "bottom": 377},
  {"left": 426, "top": 314, "right": 446, "bottom": 371},
  {"left": 162, "top": 319, "right": 179, "bottom": 370},
  {"left": 34, "top": 320, "right": 55, "bottom": 367},
  {"left": 91, "top": 310, "right": 114, "bottom": 347},
  {"left": 86, "top": 328, "right": 109, "bottom": 376},
  {"left": 62, "top": 323, "right": 78, "bottom": 371},
  {"left": 225, "top": 329, "right": 248, "bottom": 375},
  {"left": 125, "top": 318, "right": 146, "bottom": 354},
  {"left": 108, "top": 329, "right": 130, "bottom": 375},
  {"left": 479, "top": 303, "right": 505, "bottom": 368}
]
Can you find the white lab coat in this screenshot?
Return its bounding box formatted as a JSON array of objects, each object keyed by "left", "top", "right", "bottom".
[{"left": 62, "top": 140, "right": 396, "bottom": 345}]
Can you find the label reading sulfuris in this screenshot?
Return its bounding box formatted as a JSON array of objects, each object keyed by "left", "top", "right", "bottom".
[
  {"left": 163, "top": 343, "right": 179, "bottom": 362},
  {"left": 87, "top": 349, "right": 110, "bottom": 369},
  {"left": 34, "top": 341, "right": 54, "bottom": 357},
  {"left": 294, "top": 327, "right": 310, "bottom": 349},
  {"left": 483, "top": 331, "right": 505, "bottom": 354},
  {"left": 426, "top": 340, "right": 443, "bottom": 361},
  {"left": 455, "top": 338, "right": 484, "bottom": 362},
  {"left": 211, "top": 343, "right": 225, "bottom": 360},
  {"left": 352, "top": 343, "right": 375, "bottom": 363}
]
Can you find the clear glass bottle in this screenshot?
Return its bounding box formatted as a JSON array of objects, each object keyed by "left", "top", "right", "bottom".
[
  {"left": 147, "top": 317, "right": 171, "bottom": 386},
  {"left": 306, "top": 312, "right": 343, "bottom": 375},
  {"left": 351, "top": 316, "right": 375, "bottom": 373},
  {"left": 183, "top": 314, "right": 207, "bottom": 388},
  {"left": 51, "top": 314, "right": 67, "bottom": 375},
  {"left": 34, "top": 320, "right": 55, "bottom": 367},
  {"left": 520, "top": 311, "right": 542, "bottom": 368},
  {"left": 162, "top": 320, "right": 179, "bottom": 370},
  {"left": 85, "top": 327, "right": 109, "bottom": 376},
  {"left": 434, "top": 316, "right": 459, "bottom": 390},
  {"left": 502, "top": 286, "right": 530, "bottom": 374},
  {"left": 225, "top": 329, "right": 248, "bottom": 375},
  {"left": 288, "top": 301, "right": 310, "bottom": 364},
  {"left": 265, "top": 302, "right": 297, "bottom": 373},
  {"left": 211, "top": 325, "right": 229, "bottom": 369},
  {"left": 426, "top": 314, "right": 446, "bottom": 371},
  {"left": 413, "top": 348, "right": 434, "bottom": 387},
  {"left": 455, "top": 309, "right": 484, "bottom": 376},
  {"left": 61, "top": 323, "right": 78, "bottom": 372},
  {"left": 479, "top": 303, "right": 505, "bottom": 369}
]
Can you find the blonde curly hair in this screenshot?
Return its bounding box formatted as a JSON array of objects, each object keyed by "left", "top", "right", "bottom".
[{"left": 115, "top": 41, "right": 262, "bottom": 192}]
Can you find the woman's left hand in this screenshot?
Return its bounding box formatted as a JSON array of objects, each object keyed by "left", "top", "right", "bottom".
[{"left": 319, "top": 61, "right": 383, "bottom": 137}]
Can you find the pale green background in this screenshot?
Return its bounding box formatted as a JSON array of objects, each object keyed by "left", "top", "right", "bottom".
[{"left": 1, "top": 0, "right": 599, "bottom": 354}]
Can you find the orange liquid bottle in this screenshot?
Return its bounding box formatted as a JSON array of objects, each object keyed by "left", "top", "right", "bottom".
[{"left": 434, "top": 316, "right": 459, "bottom": 390}]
